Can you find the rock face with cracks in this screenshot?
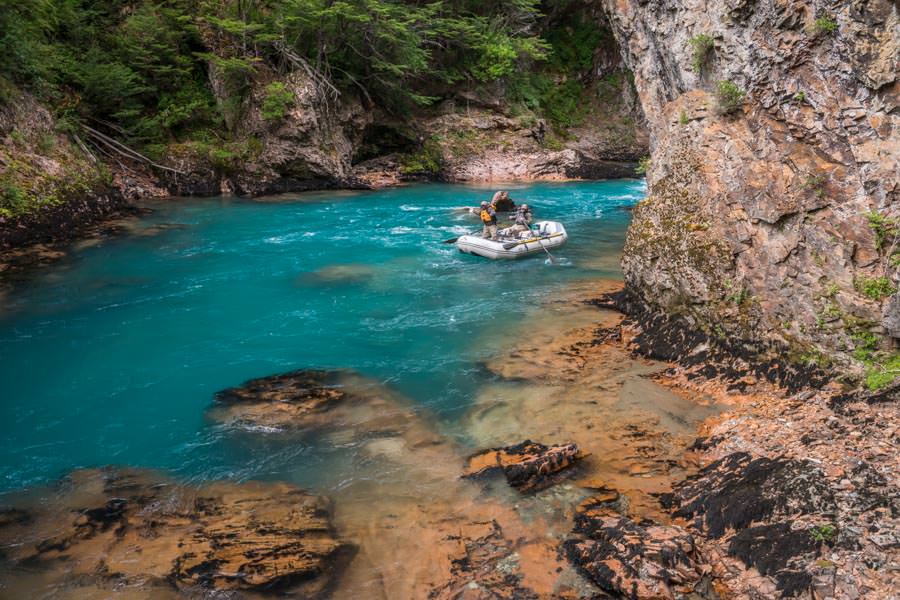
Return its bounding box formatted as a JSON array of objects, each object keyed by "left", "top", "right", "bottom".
[
  {"left": 0, "top": 468, "right": 354, "bottom": 596},
  {"left": 601, "top": 0, "right": 900, "bottom": 368},
  {"left": 564, "top": 509, "right": 707, "bottom": 600},
  {"left": 462, "top": 440, "right": 584, "bottom": 492}
]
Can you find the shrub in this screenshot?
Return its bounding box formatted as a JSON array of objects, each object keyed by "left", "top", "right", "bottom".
[
  {"left": 37, "top": 132, "right": 56, "bottom": 153},
  {"left": 688, "top": 34, "right": 715, "bottom": 72},
  {"left": 792, "top": 91, "right": 806, "bottom": 103},
  {"left": 810, "top": 525, "right": 837, "bottom": 544},
  {"left": 679, "top": 111, "right": 689, "bottom": 125},
  {"left": 866, "top": 354, "right": 900, "bottom": 391},
  {"left": 812, "top": 16, "right": 838, "bottom": 35},
  {"left": 866, "top": 211, "right": 899, "bottom": 250},
  {"left": 400, "top": 141, "right": 441, "bottom": 175},
  {"left": 635, "top": 156, "right": 650, "bottom": 176},
  {"left": 0, "top": 181, "right": 29, "bottom": 215},
  {"left": 854, "top": 276, "right": 898, "bottom": 300},
  {"left": 261, "top": 82, "right": 294, "bottom": 122},
  {"left": 715, "top": 80, "right": 746, "bottom": 114}
]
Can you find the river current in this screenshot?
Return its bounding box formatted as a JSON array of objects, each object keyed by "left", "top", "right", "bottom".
[{"left": 0, "top": 181, "right": 643, "bottom": 492}]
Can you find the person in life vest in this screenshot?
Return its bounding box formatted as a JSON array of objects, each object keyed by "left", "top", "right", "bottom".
[
  {"left": 508, "top": 203, "right": 533, "bottom": 236},
  {"left": 480, "top": 201, "right": 498, "bottom": 240}
]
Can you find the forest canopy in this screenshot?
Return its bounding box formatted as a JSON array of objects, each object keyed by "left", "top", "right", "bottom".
[{"left": 0, "top": 0, "right": 565, "bottom": 145}]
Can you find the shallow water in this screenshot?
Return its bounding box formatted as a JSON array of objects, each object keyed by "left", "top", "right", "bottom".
[{"left": 0, "top": 179, "right": 723, "bottom": 598}]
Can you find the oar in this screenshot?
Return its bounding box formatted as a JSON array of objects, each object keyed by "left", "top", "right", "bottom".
[
  {"left": 503, "top": 227, "right": 559, "bottom": 263},
  {"left": 538, "top": 238, "right": 558, "bottom": 264},
  {"left": 442, "top": 230, "right": 478, "bottom": 244},
  {"left": 501, "top": 233, "right": 562, "bottom": 250}
]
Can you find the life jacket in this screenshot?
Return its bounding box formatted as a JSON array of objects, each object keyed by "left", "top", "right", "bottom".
[{"left": 480, "top": 208, "right": 495, "bottom": 224}]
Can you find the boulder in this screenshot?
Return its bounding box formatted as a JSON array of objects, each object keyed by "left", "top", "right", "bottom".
[{"left": 462, "top": 440, "right": 584, "bottom": 492}]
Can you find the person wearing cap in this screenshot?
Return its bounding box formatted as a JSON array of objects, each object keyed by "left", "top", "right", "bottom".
[
  {"left": 479, "top": 201, "right": 498, "bottom": 240},
  {"left": 508, "top": 203, "right": 533, "bottom": 236}
]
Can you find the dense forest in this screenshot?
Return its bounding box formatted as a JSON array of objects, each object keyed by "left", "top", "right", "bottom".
[{"left": 0, "top": 0, "right": 608, "bottom": 147}]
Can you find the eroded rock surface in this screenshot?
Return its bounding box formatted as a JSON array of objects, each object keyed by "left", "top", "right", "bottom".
[
  {"left": 564, "top": 512, "right": 706, "bottom": 600},
  {"left": 602, "top": 0, "right": 900, "bottom": 368},
  {"left": 463, "top": 440, "right": 584, "bottom": 492},
  {"left": 0, "top": 468, "right": 353, "bottom": 596}
]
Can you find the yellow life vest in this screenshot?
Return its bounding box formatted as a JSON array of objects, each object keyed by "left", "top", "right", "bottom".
[{"left": 480, "top": 209, "right": 494, "bottom": 224}]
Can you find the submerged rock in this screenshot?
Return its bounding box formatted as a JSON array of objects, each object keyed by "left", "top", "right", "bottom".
[
  {"left": 299, "top": 263, "right": 378, "bottom": 286},
  {"left": 428, "top": 520, "right": 541, "bottom": 600},
  {"left": 0, "top": 468, "right": 354, "bottom": 596},
  {"left": 462, "top": 440, "right": 584, "bottom": 492},
  {"left": 207, "top": 369, "right": 425, "bottom": 440}
]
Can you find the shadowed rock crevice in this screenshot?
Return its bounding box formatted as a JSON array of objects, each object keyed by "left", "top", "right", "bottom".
[{"left": 593, "top": 290, "right": 831, "bottom": 393}]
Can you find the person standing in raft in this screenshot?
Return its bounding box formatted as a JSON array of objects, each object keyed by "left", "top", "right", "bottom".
[
  {"left": 508, "top": 203, "right": 533, "bottom": 236},
  {"left": 480, "top": 201, "right": 498, "bottom": 240}
]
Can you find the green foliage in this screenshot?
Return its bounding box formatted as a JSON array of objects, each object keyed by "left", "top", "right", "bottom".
[
  {"left": 854, "top": 276, "right": 897, "bottom": 300},
  {"left": 793, "top": 91, "right": 806, "bottom": 103},
  {"left": 715, "top": 80, "right": 746, "bottom": 114},
  {"left": 635, "top": 156, "right": 650, "bottom": 176},
  {"left": 400, "top": 140, "right": 441, "bottom": 175},
  {"left": 36, "top": 132, "right": 56, "bottom": 153},
  {"left": 866, "top": 211, "right": 900, "bottom": 250},
  {"left": 0, "top": 181, "right": 28, "bottom": 215},
  {"left": 0, "top": 0, "right": 553, "bottom": 147},
  {"left": 261, "top": 82, "right": 294, "bottom": 121},
  {"left": 811, "top": 16, "right": 838, "bottom": 35},
  {"left": 679, "top": 111, "right": 690, "bottom": 125},
  {"left": 688, "top": 34, "right": 715, "bottom": 72},
  {"left": 810, "top": 525, "right": 837, "bottom": 544},
  {"left": 865, "top": 354, "right": 900, "bottom": 391},
  {"left": 851, "top": 329, "right": 879, "bottom": 362},
  {"left": 541, "top": 79, "right": 585, "bottom": 128}
]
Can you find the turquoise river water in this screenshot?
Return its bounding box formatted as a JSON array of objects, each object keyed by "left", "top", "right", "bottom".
[{"left": 0, "top": 180, "right": 644, "bottom": 495}]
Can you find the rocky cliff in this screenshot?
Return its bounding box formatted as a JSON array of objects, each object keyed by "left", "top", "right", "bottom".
[{"left": 602, "top": 0, "right": 899, "bottom": 384}]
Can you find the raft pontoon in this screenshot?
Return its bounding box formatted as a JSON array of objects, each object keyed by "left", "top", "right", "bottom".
[{"left": 455, "top": 221, "right": 568, "bottom": 260}]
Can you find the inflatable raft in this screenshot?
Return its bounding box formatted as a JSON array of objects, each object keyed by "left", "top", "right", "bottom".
[{"left": 456, "top": 221, "right": 568, "bottom": 260}]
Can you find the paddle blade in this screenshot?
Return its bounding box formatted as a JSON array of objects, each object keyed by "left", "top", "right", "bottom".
[{"left": 442, "top": 237, "right": 459, "bottom": 244}]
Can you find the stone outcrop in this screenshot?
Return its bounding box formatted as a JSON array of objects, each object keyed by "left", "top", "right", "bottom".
[
  {"left": 563, "top": 504, "right": 708, "bottom": 599},
  {"left": 601, "top": 0, "right": 900, "bottom": 370},
  {"left": 406, "top": 105, "right": 646, "bottom": 183},
  {"left": 0, "top": 468, "right": 354, "bottom": 596},
  {"left": 155, "top": 67, "right": 370, "bottom": 197},
  {"left": 462, "top": 440, "right": 584, "bottom": 492},
  {"left": 0, "top": 92, "right": 130, "bottom": 250}
]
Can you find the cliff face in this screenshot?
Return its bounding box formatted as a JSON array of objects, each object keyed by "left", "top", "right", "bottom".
[{"left": 602, "top": 0, "right": 899, "bottom": 375}]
